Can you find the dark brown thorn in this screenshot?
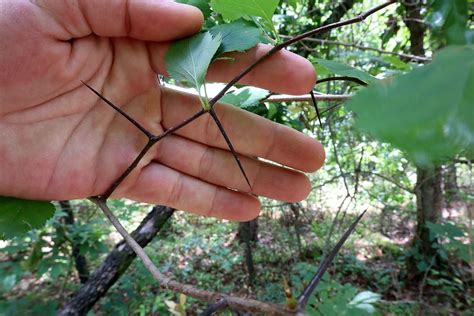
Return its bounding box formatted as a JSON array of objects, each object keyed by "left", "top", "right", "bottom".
[
  {"left": 297, "top": 209, "right": 367, "bottom": 309},
  {"left": 81, "top": 81, "right": 154, "bottom": 139},
  {"left": 151, "top": 109, "right": 206, "bottom": 143},
  {"left": 310, "top": 91, "right": 323, "bottom": 128},
  {"left": 101, "top": 139, "right": 155, "bottom": 199},
  {"left": 316, "top": 76, "right": 368, "bottom": 86},
  {"left": 209, "top": 109, "right": 252, "bottom": 191}
]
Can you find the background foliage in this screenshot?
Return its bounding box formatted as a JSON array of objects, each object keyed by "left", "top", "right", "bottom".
[{"left": 0, "top": 0, "right": 473, "bottom": 315}]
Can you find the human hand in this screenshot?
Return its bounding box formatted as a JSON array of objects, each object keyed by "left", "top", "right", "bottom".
[{"left": 0, "top": 0, "right": 324, "bottom": 221}]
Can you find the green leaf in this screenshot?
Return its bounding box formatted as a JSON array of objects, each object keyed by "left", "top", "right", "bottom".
[
  {"left": 209, "top": 19, "right": 262, "bottom": 55},
  {"left": 346, "top": 45, "right": 474, "bottom": 167},
  {"left": 382, "top": 55, "right": 411, "bottom": 71},
  {"left": 0, "top": 197, "right": 56, "bottom": 240},
  {"left": 287, "top": 0, "right": 298, "bottom": 9},
  {"left": 210, "top": 0, "right": 278, "bottom": 32},
  {"left": 314, "top": 58, "right": 376, "bottom": 83},
  {"left": 427, "top": 221, "right": 465, "bottom": 239},
  {"left": 176, "top": 0, "right": 212, "bottom": 19},
  {"left": 313, "top": 63, "right": 332, "bottom": 77},
  {"left": 220, "top": 87, "right": 269, "bottom": 108},
  {"left": 427, "top": 0, "right": 469, "bottom": 45},
  {"left": 165, "top": 32, "right": 222, "bottom": 94},
  {"left": 349, "top": 291, "right": 381, "bottom": 305}
]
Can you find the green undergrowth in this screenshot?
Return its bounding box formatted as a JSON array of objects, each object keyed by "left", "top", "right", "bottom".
[{"left": 1, "top": 197, "right": 471, "bottom": 316}]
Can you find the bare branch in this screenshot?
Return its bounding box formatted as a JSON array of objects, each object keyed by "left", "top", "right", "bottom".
[
  {"left": 90, "top": 198, "right": 294, "bottom": 315},
  {"left": 297, "top": 210, "right": 367, "bottom": 309},
  {"left": 362, "top": 170, "right": 414, "bottom": 193},
  {"left": 263, "top": 93, "right": 352, "bottom": 103},
  {"left": 284, "top": 36, "right": 431, "bottom": 63}
]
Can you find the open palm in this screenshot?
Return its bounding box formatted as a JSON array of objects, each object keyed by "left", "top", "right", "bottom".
[{"left": 0, "top": 0, "right": 324, "bottom": 220}]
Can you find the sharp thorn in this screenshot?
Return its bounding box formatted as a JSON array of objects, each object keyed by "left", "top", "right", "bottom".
[
  {"left": 310, "top": 90, "right": 323, "bottom": 128},
  {"left": 209, "top": 109, "right": 252, "bottom": 191}
]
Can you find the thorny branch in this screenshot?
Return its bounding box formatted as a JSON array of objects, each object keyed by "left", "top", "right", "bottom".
[
  {"left": 82, "top": 1, "right": 398, "bottom": 314},
  {"left": 209, "top": 0, "right": 397, "bottom": 107}
]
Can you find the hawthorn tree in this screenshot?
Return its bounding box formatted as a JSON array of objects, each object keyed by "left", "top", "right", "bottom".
[{"left": 0, "top": 0, "right": 472, "bottom": 315}]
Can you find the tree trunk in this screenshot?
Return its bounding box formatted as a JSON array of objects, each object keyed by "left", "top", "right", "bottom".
[
  {"left": 237, "top": 219, "right": 258, "bottom": 286},
  {"left": 302, "top": 0, "right": 356, "bottom": 57},
  {"left": 403, "top": 1, "right": 443, "bottom": 277},
  {"left": 403, "top": 2, "right": 426, "bottom": 56},
  {"left": 59, "top": 201, "right": 90, "bottom": 284},
  {"left": 58, "top": 205, "right": 175, "bottom": 316},
  {"left": 414, "top": 167, "right": 442, "bottom": 258},
  {"left": 443, "top": 163, "right": 460, "bottom": 207}
]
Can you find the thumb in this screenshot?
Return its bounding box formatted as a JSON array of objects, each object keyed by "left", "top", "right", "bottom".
[{"left": 43, "top": 0, "right": 204, "bottom": 41}]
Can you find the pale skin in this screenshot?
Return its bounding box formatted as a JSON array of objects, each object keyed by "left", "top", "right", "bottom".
[{"left": 0, "top": 0, "right": 325, "bottom": 221}]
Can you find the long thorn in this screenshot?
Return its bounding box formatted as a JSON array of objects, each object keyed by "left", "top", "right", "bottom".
[
  {"left": 99, "top": 109, "right": 206, "bottom": 199},
  {"left": 209, "top": 109, "right": 252, "bottom": 191},
  {"left": 81, "top": 81, "right": 154, "bottom": 139},
  {"left": 310, "top": 91, "right": 323, "bottom": 128},
  {"left": 316, "top": 76, "right": 368, "bottom": 86},
  {"left": 101, "top": 140, "right": 155, "bottom": 199},
  {"left": 297, "top": 210, "right": 367, "bottom": 309},
  {"left": 152, "top": 109, "right": 206, "bottom": 143}
]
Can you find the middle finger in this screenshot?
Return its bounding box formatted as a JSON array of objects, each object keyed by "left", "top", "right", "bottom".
[{"left": 160, "top": 87, "right": 325, "bottom": 173}]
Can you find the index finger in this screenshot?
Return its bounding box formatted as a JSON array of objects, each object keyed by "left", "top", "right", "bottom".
[{"left": 149, "top": 43, "right": 316, "bottom": 95}]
